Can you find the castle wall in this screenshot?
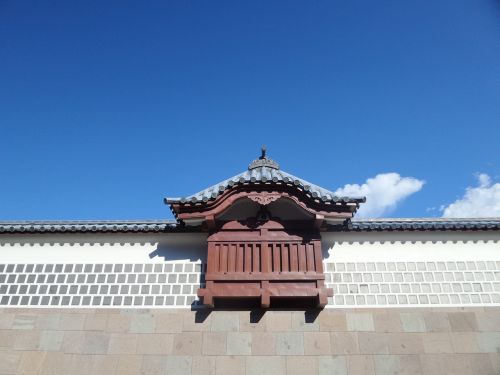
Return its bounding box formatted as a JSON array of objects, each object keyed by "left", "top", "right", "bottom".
[{"left": 0, "top": 231, "right": 499, "bottom": 374}]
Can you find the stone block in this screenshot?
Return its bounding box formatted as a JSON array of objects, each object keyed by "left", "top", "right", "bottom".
[
  {"left": 246, "top": 356, "right": 286, "bottom": 375},
  {"left": 490, "top": 353, "right": 500, "bottom": 374},
  {"left": 91, "top": 354, "right": 119, "bottom": 374},
  {"left": 450, "top": 332, "right": 480, "bottom": 353},
  {"left": 251, "top": 332, "right": 276, "bottom": 355},
  {"left": 419, "top": 353, "right": 487, "bottom": 375},
  {"left": 59, "top": 314, "right": 85, "bottom": 331},
  {"left": 215, "top": 356, "right": 244, "bottom": 375},
  {"left": 318, "top": 312, "right": 347, "bottom": 332},
  {"left": 203, "top": 332, "right": 227, "bottom": 355},
  {"left": 14, "top": 330, "right": 40, "bottom": 350},
  {"left": 291, "top": 311, "right": 319, "bottom": 331},
  {"left": 266, "top": 311, "right": 291, "bottom": 332},
  {"left": 227, "top": 332, "right": 252, "bottom": 355},
  {"left": 140, "top": 355, "right": 168, "bottom": 375},
  {"left": 423, "top": 312, "right": 451, "bottom": 332},
  {"left": 346, "top": 313, "right": 374, "bottom": 332},
  {"left": 183, "top": 310, "right": 212, "bottom": 332},
  {"left": 155, "top": 310, "right": 184, "bottom": 333},
  {"left": 476, "top": 311, "right": 500, "bottom": 332},
  {"left": 61, "top": 331, "right": 86, "bottom": 354},
  {"left": 477, "top": 332, "right": 500, "bottom": 353},
  {"left": 399, "top": 354, "right": 422, "bottom": 374},
  {"left": 373, "top": 312, "right": 401, "bottom": 333},
  {"left": 84, "top": 314, "right": 108, "bottom": 331},
  {"left": 130, "top": 313, "right": 155, "bottom": 333},
  {"left": 318, "top": 355, "right": 347, "bottom": 375},
  {"left": 115, "top": 354, "right": 143, "bottom": 375},
  {"left": 304, "top": 332, "right": 331, "bottom": 355},
  {"left": 358, "top": 333, "right": 390, "bottom": 354},
  {"left": 36, "top": 314, "right": 61, "bottom": 330},
  {"left": 422, "top": 332, "right": 453, "bottom": 353},
  {"left": 38, "top": 351, "right": 72, "bottom": 375},
  {"left": 462, "top": 353, "right": 496, "bottom": 375},
  {"left": 239, "top": 311, "right": 267, "bottom": 332},
  {"left": 166, "top": 356, "right": 192, "bottom": 375},
  {"left": 331, "top": 332, "right": 359, "bottom": 355},
  {"left": 192, "top": 356, "right": 216, "bottom": 375},
  {"left": 373, "top": 355, "right": 401, "bottom": 374},
  {"left": 17, "top": 351, "right": 46, "bottom": 375},
  {"left": 276, "top": 332, "right": 304, "bottom": 355},
  {"left": 0, "top": 329, "right": 15, "bottom": 348},
  {"left": 347, "top": 355, "right": 375, "bottom": 375},
  {"left": 448, "top": 312, "right": 478, "bottom": 332},
  {"left": 39, "top": 330, "right": 64, "bottom": 351},
  {"left": 400, "top": 313, "right": 426, "bottom": 332},
  {"left": 105, "top": 314, "right": 131, "bottom": 333},
  {"left": 108, "top": 333, "right": 138, "bottom": 354},
  {"left": 286, "top": 356, "right": 319, "bottom": 375},
  {"left": 12, "top": 314, "right": 37, "bottom": 330},
  {"left": 173, "top": 332, "right": 202, "bottom": 355},
  {"left": 388, "top": 333, "right": 425, "bottom": 355},
  {"left": 137, "top": 333, "right": 174, "bottom": 355},
  {"left": 0, "top": 313, "right": 14, "bottom": 329},
  {"left": 68, "top": 354, "right": 95, "bottom": 375},
  {"left": 211, "top": 312, "right": 239, "bottom": 332},
  {"left": 82, "top": 332, "right": 110, "bottom": 355}
]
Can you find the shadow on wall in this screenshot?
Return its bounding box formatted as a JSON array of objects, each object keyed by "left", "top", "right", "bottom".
[
  {"left": 191, "top": 307, "right": 321, "bottom": 324},
  {"left": 148, "top": 233, "right": 207, "bottom": 263},
  {"left": 322, "top": 236, "right": 336, "bottom": 260}
]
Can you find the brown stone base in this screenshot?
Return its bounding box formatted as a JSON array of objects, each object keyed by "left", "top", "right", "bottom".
[{"left": 0, "top": 307, "right": 499, "bottom": 374}]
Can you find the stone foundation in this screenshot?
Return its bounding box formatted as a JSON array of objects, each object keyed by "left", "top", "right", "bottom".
[{"left": 0, "top": 307, "right": 499, "bottom": 374}]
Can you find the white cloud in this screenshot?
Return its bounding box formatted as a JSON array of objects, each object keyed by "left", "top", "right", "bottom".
[
  {"left": 441, "top": 173, "right": 500, "bottom": 218},
  {"left": 335, "top": 173, "right": 425, "bottom": 218}
]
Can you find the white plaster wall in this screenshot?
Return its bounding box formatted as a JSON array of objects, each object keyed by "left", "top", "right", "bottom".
[
  {"left": 0, "top": 233, "right": 207, "bottom": 264},
  {"left": 323, "top": 231, "right": 500, "bottom": 262}
]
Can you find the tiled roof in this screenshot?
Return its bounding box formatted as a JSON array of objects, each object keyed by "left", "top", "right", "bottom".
[
  {"left": 0, "top": 220, "right": 179, "bottom": 234},
  {"left": 165, "top": 166, "right": 365, "bottom": 205},
  {"left": 0, "top": 218, "right": 499, "bottom": 234},
  {"left": 349, "top": 218, "right": 500, "bottom": 231}
]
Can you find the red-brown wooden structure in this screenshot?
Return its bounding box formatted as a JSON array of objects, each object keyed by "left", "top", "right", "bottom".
[{"left": 166, "top": 148, "right": 364, "bottom": 308}]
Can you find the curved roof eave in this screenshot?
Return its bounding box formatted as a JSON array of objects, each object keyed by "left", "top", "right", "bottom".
[{"left": 165, "top": 166, "right": 366, "bottom": 206}]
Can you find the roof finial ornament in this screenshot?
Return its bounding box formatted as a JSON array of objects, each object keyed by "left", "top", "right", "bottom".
[{"left": 248, "top": 146, "right": 279, "bottom": 170}]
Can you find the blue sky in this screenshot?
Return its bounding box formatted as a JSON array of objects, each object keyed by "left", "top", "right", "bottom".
[{"left": 0, "top": 1, "right": 499, "bottom": 220}]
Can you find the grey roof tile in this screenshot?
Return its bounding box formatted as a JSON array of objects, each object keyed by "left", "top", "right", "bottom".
[
  {"left": 348, "top": 218, "right": 500, "bottom": 232},
  {"left": 165, "top": 166, "right": 365, "bottom": 205}
]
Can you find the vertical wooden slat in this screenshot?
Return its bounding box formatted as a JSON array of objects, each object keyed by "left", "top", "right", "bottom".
[
  {"left": 244, "top": 243, "right": 252, "bottom": 273},
  {"left": 228, "top": 244, "right": 236, "bottom": 273},
  {"left": 253, "top": 244, "right": 260, "bottom": 273},
  {"left": 313, "top": 240, "right": 323, "bottom": 273},
  {"left": 298, "top": 244, "right": 307, "bottom": 272},
  {"left": 261, "top": 242, "right": 271, "bottom": 273},
  {"left": 237, "top": 244, "right": 244, "bottom": 272},
  {"left": 272, "top": 243, "right": 281, "bottom": 272},
  {"left": 290, "top": 243, "right": 298, "bottom": 272},
  {"left": 220, "top": 244, "right": 228, "bottom": 273},
  {"left": 306, "top": 243, "right": 315, "bottom": 272},
  {"left": 281, "top": 243, "right": 289, "bottom": 272},
  {"left": 207, "top": 243, "right": 216, "bottom": 274},
  {"left": 216, "top": 243, "right": 221, "bottom": 273}
]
